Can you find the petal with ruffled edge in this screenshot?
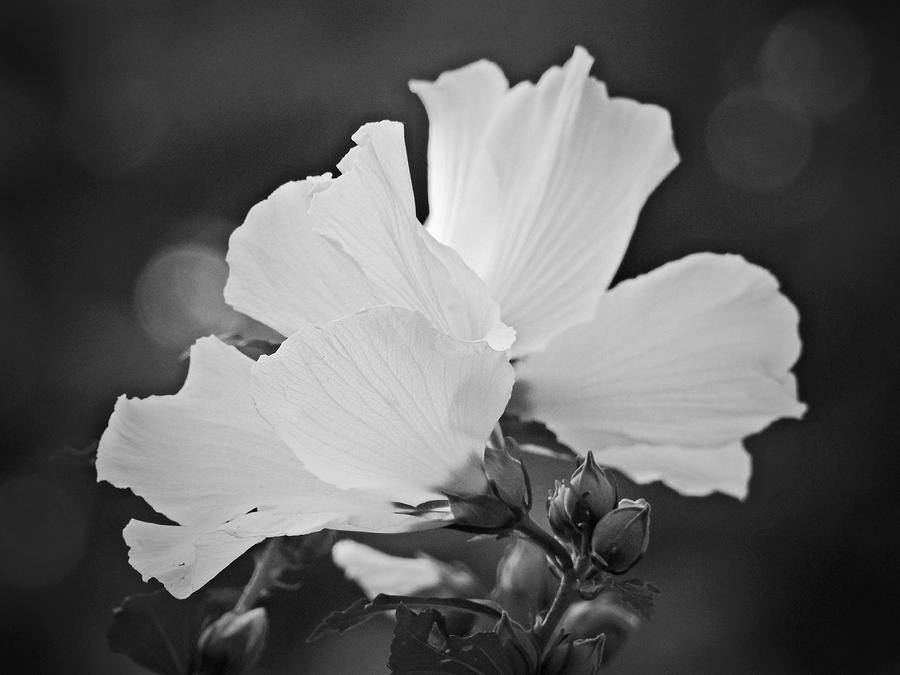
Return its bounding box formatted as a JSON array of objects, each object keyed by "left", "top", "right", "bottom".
[
  {"left": 332, "top": 539, "right": 482, "bottom": 599},
  {"left": 97, "top": 337, "right": 433, "bottom": 597},
  {"left": 224, "top": 176, "right": 378, "bottom": 338},
  {"left": 308, "top": 121, "right": 514, "bottom": 350},
  {"left": 512, "top": 253, "right": 805, "bottom": 466},
  {"left": 595, "top": 442, "right": 752, "bottom": 499},
  {"left": 252, "top": 306, "right": 515, "bottom": 507},
  {"left": 412, "top": 47, "right": 679, "bottom": 356}
]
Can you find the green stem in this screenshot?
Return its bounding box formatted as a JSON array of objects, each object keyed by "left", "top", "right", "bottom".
[
  {"left": 534, "top": 569, "right": 578, "bottom": 645},
  {"left": 513, "top": 517, "right": 580, "bottom": 646},
  {"left": 514, "top": 517, "right": 573, "bottom": 573},
  {"left": 233, "top": 537, "right": 284, "bottom": 614}
]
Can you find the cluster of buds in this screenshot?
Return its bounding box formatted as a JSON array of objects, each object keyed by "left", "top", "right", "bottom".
[{"left": 547, "top": 452, "right": 651, "bottom": 576}]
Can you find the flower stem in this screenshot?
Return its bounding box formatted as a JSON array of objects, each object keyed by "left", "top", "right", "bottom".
[
  {"left": 513, "top": 517, "right": 579, "bottom": 645},
  {"left": 535, "top": 568, "right": 578, "bottom": 645},
  {"left": 514, "top": 517, "right": 573, "bottom": 573},
  {"left": 233, "top": 537, "right": 284, "bottom": 614}
]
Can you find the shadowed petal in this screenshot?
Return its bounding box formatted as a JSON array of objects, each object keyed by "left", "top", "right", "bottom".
[
  {"left": 594, "top": 442, "right": 753, "bottom": 499},
  {"left": 512, "top": 253, "right": 805, "bottom": 457},
  {"left": 252, "top": 306, "right": 515, "bottom": 506},
  {"left": 124, "top": 503, "right": 426, "bottom": 599},
  {"left": 413, "top": 47, "right": 678, "bottom": 356},
  {"left": 309, "top": 121, "right": 514, "bottom": 350},
  {"left": 332, "top": 539, "right": 482, "bottom": 599}
]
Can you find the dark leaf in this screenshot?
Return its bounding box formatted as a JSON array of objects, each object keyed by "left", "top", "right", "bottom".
[
  {"left": 108, "top": 589, "right": 239, "bottom": 675},
  {"left": 308, "top": 594, "right": 502, "bottom": 642},
  {"left": 389, "top": 606, "right": 513, "bottom": 675},
  {"left": 605, "top": 578, "right": 659, "bottom": 622}
]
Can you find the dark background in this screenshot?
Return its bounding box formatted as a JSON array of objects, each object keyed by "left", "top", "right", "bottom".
[{"left": 1, "top": 1, "right": 898, "bottom": 672}]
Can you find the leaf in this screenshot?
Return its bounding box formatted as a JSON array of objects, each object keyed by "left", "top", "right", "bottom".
[
  {"left": 308, "top": 594, "right": 503, "bottom": 642},
  {"left": 108, "top": 588, "right": 239, "bottom": 675},
  {"left": 606, "top": 578, "right": 660, "bottom": 622},
  {"left": 389, "top": 606, "right": 513, "bottom": 675}
]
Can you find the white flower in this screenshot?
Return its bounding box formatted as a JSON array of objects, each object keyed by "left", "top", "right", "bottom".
[
  {"left": 97, "top": 307, "right": 514, "bottom": 598},
  {"left": 331, "top": 540, "right": 482, "bottom": 599},
  {"left": 226, "top": 47, "right": 804, "bottom": 500}
]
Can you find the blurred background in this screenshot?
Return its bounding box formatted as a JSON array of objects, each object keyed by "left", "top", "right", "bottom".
[{"left": 1, "top": 0, "right": 897, "bottom": 672}]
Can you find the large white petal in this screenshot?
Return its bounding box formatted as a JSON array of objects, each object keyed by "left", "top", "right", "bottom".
[
  {"left": 252, "top": 306, "right": 515, "bottom": 506},
  {"left": 512, "top": 253, "right": 805, "bottom": 453},
  {"left": 332, "top": 540, "right": 481, "bottom": 599},
  {"left": 224, "top": 176, "right": 378, "bottom": 338},
  {"left": 97, "top": 337, "right": 335, "bottom": 527},
  {"left": 98, "top": 337, "right": 437, "bottom": 596},
  {"left": 413, "top": 47, "right": 679, "bottom": 356},
  {"left": 595, "top": 442, "right": 753, "bottom": 499},
  {"left": 309, "top": 121, "right": 514, "bottom": 350},
  {"left": 124, "top": 502, "right": 425, "bottom": 599},
  {"left": 409, "top": 60, "right": 509, "bottom": 246}
]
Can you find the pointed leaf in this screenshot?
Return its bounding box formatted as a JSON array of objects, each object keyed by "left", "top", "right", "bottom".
[
  {"left": 308, "top": 594, "right": 502, "bottom": 642},
  {"left": 389, "top": 606, "right": 513, "bottom": 675}
]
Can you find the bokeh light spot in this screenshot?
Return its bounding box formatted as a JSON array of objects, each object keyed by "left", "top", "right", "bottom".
[
  {"left": 706, "top": 89, "right": 813, "bottom": 192},
  {"left": 759, "top": 8, "right": 871, "bottom": 118},
  {"left": 0, "top": 476, "right": 87, "bottom": 588},
  {"left": 134, "top": 244, "right": 241, "bottom": 348}
]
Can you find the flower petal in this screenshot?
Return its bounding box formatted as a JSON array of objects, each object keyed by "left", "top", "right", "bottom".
[
  {"left": 124, "top": 503, "right": 427, "bottom": 599},
  {"left": 97, "top": 336, "right": 337, "bottom": 527},
  {"left": 594, "top": 442, "right": 752, "bottom": 499},
  {"left": 413, "top": 47, "right": 679, "bottom": 356},
  {"left": 512, "top": 253, "right": 805, "bottom": 453},
  {"left": 332, "top": 540, "right": 482, "bottom": 599},
  {"left": 409, "top": 60, "right": 509, "bottom": 247},
  {"left": 224, "top": 176, "right": 378, "bottom": 338},
  {"left": 309, "top": 121, "right": 513, "bottom": 350},
  {"left": 98, "top": 336, "right": 437, "bottom": 596},
  {"left": 251, "top": 306, "right": 515, "bottom": 506}
]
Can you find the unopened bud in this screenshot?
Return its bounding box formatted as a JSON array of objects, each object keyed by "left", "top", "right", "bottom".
[
  {"left": 590, "top": 499, "right": 651, "bottom": 575},
  {"left": 448, "top": 493, "right": 519, "bottom": 532},
  {"left": 196, "top": 608, "right": 268, "bottom": 674},
  {"left": 491, "top": 539, "right": 555, "bottom": 625},
  {"left": 494, "top": 613, "right": 540, "bottom": 673},
  {"left": 483, "top": 438, "right": 532, "bottom": 511},
  {"left": 569, "top": 452, "right": 617, "bottom": 523},
  {"left": 547, "top": 481, "right": 573, "bottom": 539},
  {"left": 542, "top": 632, "right": 605, "bottom": 675},
  {"left": 559, "top": 597, "right": 641, "bottom": 664}
]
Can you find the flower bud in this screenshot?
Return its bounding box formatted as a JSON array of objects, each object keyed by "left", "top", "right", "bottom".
[
  {"left": 494, "top": 612, "right": 540, "bottom": 673},
  {"left": 589, "top": 499, "right": 651, "bottom": 575},
  {"left": 483, "top": 438, "right": 532, "bottom": 511},
  {"left": 559, "top": 597, "right": 641, "bottom": 664},
  {"left": 541, "top": 632, "right": 605, "bottom": 675},
  {"left": 547, "top": 480, "right": 573, "bottom": 539},
  {"left": 569, "top": 452, "right": 617, "bottom": 523},
  {"left": 491, "top": 539, "right": 555, "bottom": 625},
  {"left": 448, "top": 493, "right": 519, "bottom": 532},
  {"left": 195, "top": 608, "right": 268, "bottom": 674}
]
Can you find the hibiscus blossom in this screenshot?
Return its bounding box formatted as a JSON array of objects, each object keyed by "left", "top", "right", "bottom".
[
  {"left": 226, "top": 47, "right": 803, "bottom": 499},
  {"left": 98, "top": 46, "right": 803, "bottom": 598},
  {"left": 97, "top": 307, "right": 515, "bottom": 598}
]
